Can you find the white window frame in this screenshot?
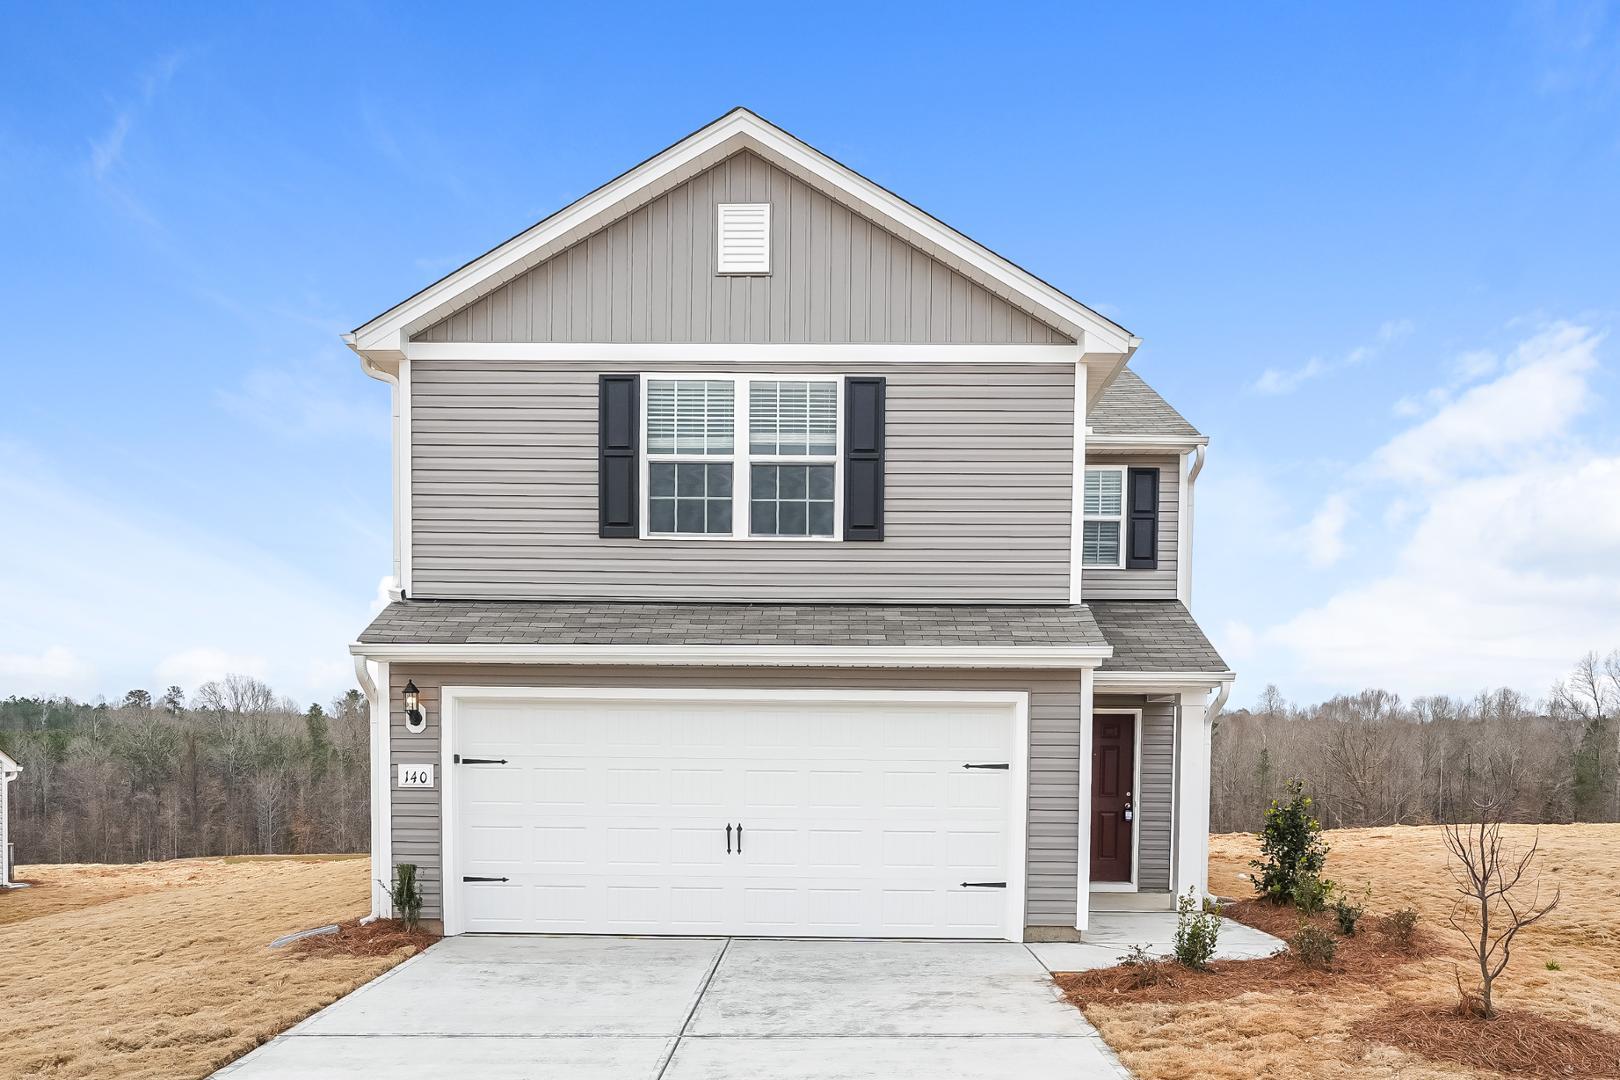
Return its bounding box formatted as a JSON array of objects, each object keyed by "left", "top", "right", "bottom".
[
  {"left": 1081, "top": 465, "right": 1126, "bottom": 569},
  {"left": 639, "top": 373, "right": 844, "bottom": 542}
]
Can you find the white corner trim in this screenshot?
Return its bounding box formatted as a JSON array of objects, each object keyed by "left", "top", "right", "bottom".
[
  {"left": 348, "top": 109, "right": 1131, "bottom": 359},
  {"left": 351, "top": 642, "right": 1110, "bottom": 669},
  {"left": 1178, "top": 444, "right": 1205, "bottom": 607},
  {"left": 399, "top": 359, "right": 413, "bottom": 596},
  {"left": 437, "top": 684, "right": 1031, "bottom": 942},
  {"left": 1069, "top": 359, "right": 1087, "bottom": 604},
  {"left": 403, "top": 342, "right": 1084, "bottom": 364}
]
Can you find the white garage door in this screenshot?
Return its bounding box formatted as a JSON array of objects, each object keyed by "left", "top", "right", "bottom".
[{"left": 446, "top": 689, "right": 1026, "bottom": 940}]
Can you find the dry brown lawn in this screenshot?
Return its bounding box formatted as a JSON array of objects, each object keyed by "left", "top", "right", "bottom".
[
  {"left": 0, "top": 856, "right": 423, "bottom": 1080},
  {"left": 1075, "top": 824, "right": 1620, "bottom": 1079}
]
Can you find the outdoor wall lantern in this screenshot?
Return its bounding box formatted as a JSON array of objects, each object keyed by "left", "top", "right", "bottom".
[{"left": 403, "top": 681, "right": 427, "bottom": 733}]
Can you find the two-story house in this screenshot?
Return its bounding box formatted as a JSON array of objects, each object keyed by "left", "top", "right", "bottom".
[{"left": 346, "top": 109, "right": 1231, "bottom": 943}]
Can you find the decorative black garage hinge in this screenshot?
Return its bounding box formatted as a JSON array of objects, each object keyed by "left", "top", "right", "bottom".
[
  {"left": 960, "top": 881, "right": 1007, "bottom": 889},
  {"left": 962, "top": 762, "right": 1009, "bottom": 770},
  {"left": 454, "top": 755, "right": 508, "bottom": 765},
  {"left": 462, "top": 876, "right": 510, "bottom": 883}
]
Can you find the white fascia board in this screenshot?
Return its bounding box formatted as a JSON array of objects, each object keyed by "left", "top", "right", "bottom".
[
  {"left": 0, "top": 749, "right": 19, "bottom": 777},
  {"left": 404, "top": 342, "right": 1084, "bottom": 365},
  {"left": 1086, "top": 433, "right": 1209, "bottom": 451},
  {"left": 349, "top": 109, "right": 1131, "bottom": 361},
  {"left": 350, "top": 642, "right": 1110, "bottom": 670},
  {"left": 1093, "top": 670, "right": 1235, "bottom": 691}
]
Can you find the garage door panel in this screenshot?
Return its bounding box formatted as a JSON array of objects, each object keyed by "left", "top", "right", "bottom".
[{"left": 452, "top": 694, "right": 1019, "bottom": 938}]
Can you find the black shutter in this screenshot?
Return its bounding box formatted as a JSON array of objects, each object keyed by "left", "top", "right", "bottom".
[
  {"left": 1126, "top": 467, "right": 1159, "bottom": 569},
  {"left": 598, "top": 375, "right": 638, "bottom": 538},
  {"left": 844, "top": 376, "right": 885, "bottom": 541}
]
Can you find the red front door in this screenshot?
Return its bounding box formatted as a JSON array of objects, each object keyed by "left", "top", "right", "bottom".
[{"left": 1090, "top": 713, "right": 1135, "bottom": 883}]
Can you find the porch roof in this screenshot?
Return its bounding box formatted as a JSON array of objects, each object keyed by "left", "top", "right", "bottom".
[
  {"left": 358, "top": 599, "right": 1109, "bottom": 650},
  {"left": 1088, "top": 600, "right": 1227, "bottom": 674}
]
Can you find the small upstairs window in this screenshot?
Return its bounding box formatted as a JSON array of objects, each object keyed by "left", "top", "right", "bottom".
[
  {"left": 716, "top": 203, "right": 771, "bottom": 274},
  {"left": 1081, "top": 466, "right": 1125, "bottom": 568}
]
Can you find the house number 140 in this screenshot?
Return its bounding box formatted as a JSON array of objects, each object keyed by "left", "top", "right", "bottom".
[{"left": 397, "top": 764, "right": 435, "bottom": 788}]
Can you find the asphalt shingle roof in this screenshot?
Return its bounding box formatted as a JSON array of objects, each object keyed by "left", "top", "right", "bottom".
[
  {"left": 359, "top": 600, "right": 1108, "bottom": 649},
  {"left": 360, "top": 599, "right": 1226, "bottom": 675},
  {"left": 1089, "top": 369, "right": 1202, "bottom": 438},
  {"left": 1089, "top": 600, "right": 1228, "bottom": 673}
]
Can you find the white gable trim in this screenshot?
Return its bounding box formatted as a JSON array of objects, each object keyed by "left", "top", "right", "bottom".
[{"left": 346, "top": 109, "right": 1134, "bottom": 363}]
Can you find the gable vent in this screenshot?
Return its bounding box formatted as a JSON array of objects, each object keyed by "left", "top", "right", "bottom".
[{"left": 716, "top": 203, "right": 771, "bottom": 274}]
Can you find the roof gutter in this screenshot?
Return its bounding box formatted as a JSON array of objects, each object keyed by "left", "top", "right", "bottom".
[
  {"left": 1093, "top": 669, "right": 1235, "bottom": 690},
  {"left": 350, "top": 641, "right": 1113, "bottom": 670}
]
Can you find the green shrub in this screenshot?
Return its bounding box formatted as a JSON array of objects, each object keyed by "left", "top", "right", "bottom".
[
  {"left": 1251, "top": 779, "right": 1332, "bottom": 907},
  {"left": 389, "top": 862, "right": 424, "bottom": 929},
  {"left": 1293, "top": 868, "right": 1333, "bottom": 917},
  {"left": 1291, "top": 921, "right": 1338, "bottom": 969},
  {"left": 1545, "top": 960, "right": 1561, "bottom": 971},
  {"left": 1172, "top": 888, "right": 1222, "bottom": 971},
  {"left": 1331, "top": 883, "right": 1370, "bottom": 935},
  {"left": 1380, "top": 906, "right": 1419, "bottom": 952}
]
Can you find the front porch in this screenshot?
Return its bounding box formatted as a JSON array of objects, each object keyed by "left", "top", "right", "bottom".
[{"left": 1071, "top": 668, "right": 1232, "bottom": 940}]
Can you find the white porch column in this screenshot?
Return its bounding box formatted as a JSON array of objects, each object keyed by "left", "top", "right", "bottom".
[
  {"left": 1074, "top": 666, "right": 1095, "bottom": 932},
  {"left": 355, "top": 656, "right": 392, "bottom": 920},
  {"left": 1172, "top": 688, "right": 1211, "bottom": 902}
]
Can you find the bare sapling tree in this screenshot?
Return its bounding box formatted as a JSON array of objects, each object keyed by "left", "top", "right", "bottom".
[{"left": 1442, "top": 806, "right": 1561, "bottom": 1018}]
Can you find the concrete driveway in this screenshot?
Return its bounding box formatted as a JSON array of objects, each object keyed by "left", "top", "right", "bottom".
[{"left": 216, "top": 935, "right": 1130, "bottom": 1079}]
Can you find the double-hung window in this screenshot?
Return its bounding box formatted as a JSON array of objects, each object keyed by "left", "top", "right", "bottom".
[
  {"left": 642, "top": 375, "right": 841, "bottom": 540},
  {"left": 1081, "top": 466, "right": 1125, "bottom": 567}
]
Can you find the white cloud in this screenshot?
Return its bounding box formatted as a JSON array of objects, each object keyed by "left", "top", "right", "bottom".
[
  {"left": 0, "top": 448, "right": 371, "bottom": 704},
  {"left": 1252, "top": 319, "right": 1413, "bottom": 396},
  {"left": 155, "top": 648, "right": 269, "bottom": 690},
  {"left": 0, "top": 647, "right": 97, "bottom": 698},
  {"left": 1264, "top": 322, "right": 1620, "bottom": 697},
  {"left": 1298, "top": 493, "right": 1352, "bottom": 568},
  {"left": 217, "top": 353, "right": 386, "bottom": 441},
  {"left": 89, "top": 51, "right": 184, "bottom": 179},
  {"left": 1372, "top": 323, "right": 1599, "bottom": 485},
  {"left": 1218, "top": 620, "right": 1257, "bottom": 663}
]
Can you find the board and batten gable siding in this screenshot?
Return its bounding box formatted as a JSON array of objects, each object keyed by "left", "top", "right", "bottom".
[
  {"left": 1079, "top": 453, "right": 1180, "bottom": 601},
  {"left": 409, "top": 360, "right": 1076, "bottom": 602},
  {"left": 1095, "top": 693, "right": 1173, "bottom": 892},
  {"left": 412, "top": 150, "right": 1073, "bottom": 346},
  {"left": 387, "top": 664, "right": 1106, "bottom": 930}
]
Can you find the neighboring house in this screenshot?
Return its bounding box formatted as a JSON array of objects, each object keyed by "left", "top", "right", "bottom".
[
  {"left": 345, "top": 109, "right": 1231, "bottom": 943},
  {"left": 0, "top": 749, "right": 19, "bottom": 887}
]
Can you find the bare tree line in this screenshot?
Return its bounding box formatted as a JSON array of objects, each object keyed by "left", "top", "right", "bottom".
[
  {"left": 0, "top": 674, "right": 369, "bottom": 865},
  {"left": 1212, "top": 650, "right": 1620, "bottom": 832}
]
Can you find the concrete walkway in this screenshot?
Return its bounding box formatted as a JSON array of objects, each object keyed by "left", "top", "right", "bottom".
[
  {"left": 216, "top": 935, "right": 1133, "bottom": 1080},
  {"left": 1030, "top": 912, "right": 1288, "bottom": 972}
]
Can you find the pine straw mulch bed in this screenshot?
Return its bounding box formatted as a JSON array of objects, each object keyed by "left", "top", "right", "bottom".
[
  {"left": 289, "top": 917, "right": 440, "bottom": 959},
  {"left": 1353, "top": 1004, "right": 1620, "bottom": 1079},
  {"left": 1054, "top": 899, "right": 1620, "bottom": 1079},
  {"left": 1054, "top": 899, "right": 1439, "bottom": 1008}
]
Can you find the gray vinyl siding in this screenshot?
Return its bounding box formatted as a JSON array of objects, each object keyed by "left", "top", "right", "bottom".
[
  {"left": 413, "top": 150, "right": 1072, "bottom": 346},
  {"left": 409, "top": 360, "right": 1075, "bottom": 602},
  {"left": 1096, "top": 694, "right": 1174, "bottom": 892},
  {"left": 387, "top": 665, "right": 1087, "bottom": 931},
  {"left": 1079, "top": 453, "right": 1180, "bottom": 601}
]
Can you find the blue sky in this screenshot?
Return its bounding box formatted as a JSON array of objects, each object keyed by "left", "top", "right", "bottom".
[{"left": 2, "top": 3, "right": 1617, "bottom": 708}]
